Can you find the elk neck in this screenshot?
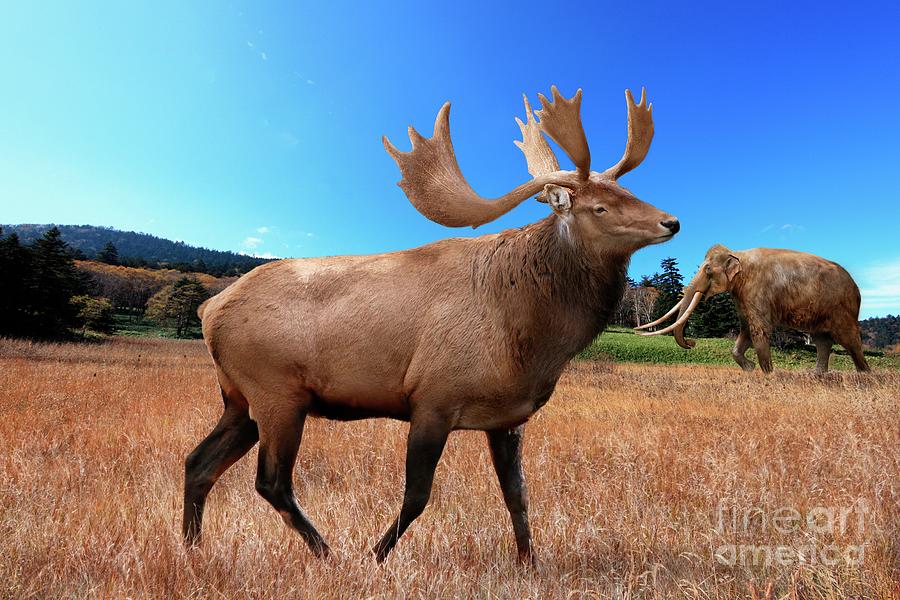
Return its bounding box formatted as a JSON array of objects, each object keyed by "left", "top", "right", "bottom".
[{"left": 470, "top": 214, "right": 628, "bottom": 366}]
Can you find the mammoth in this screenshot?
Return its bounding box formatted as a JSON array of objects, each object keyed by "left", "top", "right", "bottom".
[
  {"left": 637, "top": 244, "right": 870, "bottom": 374},
  {"left": 182, "top": 86, "right": 679, "bottom": 563}
]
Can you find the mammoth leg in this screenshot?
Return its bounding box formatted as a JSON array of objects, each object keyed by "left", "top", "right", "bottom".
[
  {"left": 750, "top": 327, "right": 774, "bottom": 374},
  {"left": 255, "top": 398, "right": 329, "bottom": 557},
  {"left": 373, "top": 415, "right": 450, "bottom": 562},
  {"left": 486, "top": 426, "right": 534, "bottom": 564},
  {"left": 811, "top": 333, "right": 833, "bottom": 374},
  {"left": 731, "top": 329, "right": 755, "bottom": 372},
  {"left": 832, "top": 327, "right": 871, "bottom": 372},
  {"left": 183, "top": 389, "right": 259, "bottom": 545}
]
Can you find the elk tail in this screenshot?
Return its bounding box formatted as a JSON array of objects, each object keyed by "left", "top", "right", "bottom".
[{"left": 197, "top": 299, "right": 211, "bottom": 321}]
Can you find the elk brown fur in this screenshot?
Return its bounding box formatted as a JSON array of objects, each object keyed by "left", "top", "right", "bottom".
[{"left": 183, "top": 87, "right": 679, "bottom": 563}]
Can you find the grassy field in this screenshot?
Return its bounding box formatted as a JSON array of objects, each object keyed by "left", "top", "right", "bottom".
[
  {"left": 0, "top": 337, "right": 897, "bottom": 598},
  {"left": 580, "top": 327, "right": 900, "bottom": 371},
  {"left": 111, "top": 312, "right": 202, "bottom": 339}
]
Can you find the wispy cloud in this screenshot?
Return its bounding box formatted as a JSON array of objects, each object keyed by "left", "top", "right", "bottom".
[
  {"left": 256, "top": 226, "right": 270, "bottom": 234},
  {"left": 259, "top": 51, "right": 268, "bottom": 61},
  {"left": 761, "top": 223, "right": 805, "bottom": 233},
  {"left": 240, "top": 250, "right": 280, "bottom": 259},
  {"left": 860, "top": 257, "right": 900, "bottom": 316},
  {"left": 241, "top": 236, "right": 263, "bottom": 249},
  {"left": 292, "top": 72, "right": 316, "bottom": 86},
  {"left": 279, "top": 131, "right": 299, "bottom": 147}
]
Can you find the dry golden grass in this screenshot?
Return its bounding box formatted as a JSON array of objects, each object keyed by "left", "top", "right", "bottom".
[{"left": 0, "top": 337, "right": 897, "bottom": 599}]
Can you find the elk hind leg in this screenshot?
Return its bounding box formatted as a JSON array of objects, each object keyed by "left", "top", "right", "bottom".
[
  {"left": 254, "top": 395, "right": 329, "bottom": 557},
  {"left": 183, "top": 388, "right": 260, "bottom": 545}
]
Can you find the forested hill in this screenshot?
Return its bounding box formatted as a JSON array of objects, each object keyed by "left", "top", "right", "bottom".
[
  {"left": 859, "top": 315, "right": 900, "bottom": 350},
  {"left": 2, "top": 224, "right": 271, "bottom": 276}
]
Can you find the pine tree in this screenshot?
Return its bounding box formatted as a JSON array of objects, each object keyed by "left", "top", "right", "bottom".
[
  {"left": 96, "top": 241, "right": 120, "bottom": 265},
  {"left": 687, "top": 291, "right": 740, "bottom": 338},
  {"left": 0, "top": 230, "right": 32, "bottom": 336},
  {"left": 649, "top": 257, "right": 684, "bottom": 323},
  {"left": 27, "top": 227, "right": 82, "bottom": 336}
]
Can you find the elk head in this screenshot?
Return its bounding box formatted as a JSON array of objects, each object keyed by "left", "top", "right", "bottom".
[
  {"left": 383, "top": 86, "right": 679, "bottom": 254},
  {"left": 635, "top": 245, "right": 742, "bottom": 348}
]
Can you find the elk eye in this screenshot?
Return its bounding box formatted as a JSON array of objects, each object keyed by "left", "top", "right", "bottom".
[{"left": 593, "top": 206, "right": 607, "bottom": 215}]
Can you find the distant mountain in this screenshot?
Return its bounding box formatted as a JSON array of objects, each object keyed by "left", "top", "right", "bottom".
[{"left": 1, "top": 224, "right": 272, "bottom": 276}]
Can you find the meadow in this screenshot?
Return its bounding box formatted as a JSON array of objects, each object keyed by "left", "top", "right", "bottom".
[
  {"left": 0, "top": 337, "right": 897, "bottom": 599},
  {"left": 580, "top": 327, "right": 900, "bottom": 371}
]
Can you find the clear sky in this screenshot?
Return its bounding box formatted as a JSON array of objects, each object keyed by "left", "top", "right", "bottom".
[{"left": 1, "top": 1, "right": 898, "bottom": 317}]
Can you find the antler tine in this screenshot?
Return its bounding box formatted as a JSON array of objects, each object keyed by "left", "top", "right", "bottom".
[
  {"left": 603, "top": 87, "right": 654, "bottom": 180},
  {"left": 534, "top": 86, "right": 591, "bottom": 179},
  {"left": 514, "top": 94, "right": 560, "bottom": 177},
  {"left": 384, "top": 102, "right": 568, "bottom": 229}
]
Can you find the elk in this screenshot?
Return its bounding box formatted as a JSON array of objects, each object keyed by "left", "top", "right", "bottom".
[
  {"left": 183, "top": 86, "right": 679, "bottom": 563},
  {"left": 635, "top": 244, "right": 870, "bottom": 373}
]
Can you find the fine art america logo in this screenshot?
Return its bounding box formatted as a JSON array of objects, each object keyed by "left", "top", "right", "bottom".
[{"left": 714, "top": 500, "right": 870, "bottom": 567}]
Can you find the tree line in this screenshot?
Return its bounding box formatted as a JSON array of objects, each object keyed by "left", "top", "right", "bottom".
[
  {"left": 2, "top": 224, "right": 271, "bottom": 277},
  {"left": 0, "top": 227, "right": 213, "bottom": 339},
  {"left": 611, "top": 257, "right": 741, "bottom": 339},
  {"left": 2, "top": 228, "right": 896, "bottom": 349}
]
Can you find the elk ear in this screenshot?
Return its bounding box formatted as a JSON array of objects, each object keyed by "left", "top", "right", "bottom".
[
  {"left": 540, "top": 184, "right": 572, "bottom": 215},
  {"left": 725, "top": 255, "right": 741, "bottom": 281}
]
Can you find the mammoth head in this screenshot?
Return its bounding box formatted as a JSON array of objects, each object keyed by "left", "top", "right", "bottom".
[
  {"left": 691, "top": 244, "right": 742, "bottom": 297},
  {"left": 634, "top": 245, "right": 742, "bottom": 349}
]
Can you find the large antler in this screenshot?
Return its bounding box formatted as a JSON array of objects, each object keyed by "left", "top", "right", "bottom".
[
  {"left": 384, "top": 87, "right": 649, "bottom": 228},
  {"left": 384, "top": 102, "right": 573, "bottom": 228},
  {"left": 534, "top": 86, "right": 591, "bottom": 179},
  {"left": 513, "top": 95, "right": 559, "bottom": 177},
  {"left": 603, "top": 88, "right": 654, "bottom": 180}
]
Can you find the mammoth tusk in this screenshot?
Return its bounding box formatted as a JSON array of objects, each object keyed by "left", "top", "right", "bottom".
[
  {"left": 633, "top": 297, "right": 684, "bottom": 330},
  {"left": 636, "top": 292, "right": 703, "bottom": 337}
]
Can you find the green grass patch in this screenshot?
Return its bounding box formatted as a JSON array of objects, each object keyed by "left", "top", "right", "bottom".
[
  {"left": 111, "top": 312, "right": 202, "bottom": 339},
  {"left": 579, "top": 326, "right": 900, "bottom": 371}
]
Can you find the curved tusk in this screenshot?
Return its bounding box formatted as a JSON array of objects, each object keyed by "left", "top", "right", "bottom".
[
  {"left": 633, "top": 297, "right": 684, "bottom": 330},
  {"left": 636, "top": 292, "right": 703, "bottom": 337}
]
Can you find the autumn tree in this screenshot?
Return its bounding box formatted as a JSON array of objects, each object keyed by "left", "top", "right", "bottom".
[
  {"left": 145, "top": 276, "right": 210, "bottom": 337},
  {"left": 70, "top": 295, "right": 115, "bottom": 334}
]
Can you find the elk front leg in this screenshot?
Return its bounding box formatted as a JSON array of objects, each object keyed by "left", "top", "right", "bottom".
[
  {"left": 731, "top": 329, "right": 755, "bottom": 372},
  {"left": 254, "top": 398, "right": 329, "bottom": 557},
  {"left": 486, "top": 426, "right": 534, "bottom": 564},
  {"left": 373, "top": 415, "right": 450, "bottom": 563},
  {"left": 750, "top": 327, "right": 774, "bottom": 373}
]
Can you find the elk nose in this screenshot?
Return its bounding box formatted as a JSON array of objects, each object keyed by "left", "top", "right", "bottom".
[{"left": 661, "top": 219, "right": 680, "bottom": 234}]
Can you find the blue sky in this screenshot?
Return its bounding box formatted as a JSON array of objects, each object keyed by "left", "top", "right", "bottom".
[{"left": 1, "top": 1, "right": 898, "bottom": 317}]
